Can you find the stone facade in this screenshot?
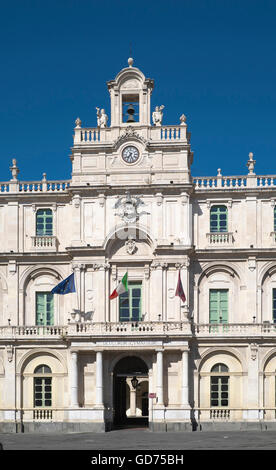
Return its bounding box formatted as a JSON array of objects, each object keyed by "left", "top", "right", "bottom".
[{"left": 0, "top": 59, "right": 276, "bottom": 432}]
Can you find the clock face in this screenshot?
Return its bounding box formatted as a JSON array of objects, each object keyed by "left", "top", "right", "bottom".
[{"left": 122, "top": 146, "right": 139, "bottom": 164}]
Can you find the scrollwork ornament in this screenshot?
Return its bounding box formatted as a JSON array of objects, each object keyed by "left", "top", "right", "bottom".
[
  {"left": 250, "top": 343, "right": 258, "bottom": 361},
  {"left": 6, "top": 344, "right": 14, "bottom": 363}
]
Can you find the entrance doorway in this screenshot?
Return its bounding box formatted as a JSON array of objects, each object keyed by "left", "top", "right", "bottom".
[{"left": 113, "top": 356, "right": 149, "bottom": 428}]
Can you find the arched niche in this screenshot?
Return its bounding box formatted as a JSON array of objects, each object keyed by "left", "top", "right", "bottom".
[
  {"left": 0, "top": 271, "right": 8, "bottom": 326},
  {"left": 197, "top": 264, "right": 241, "bottom": 324},
  {"left": 20, "top": 266, "right": 67, "bottom": 325},
  {"left": 19, "top": 349, "right": 67, "bottom": 410},
  {"left": 260, "top": 265, "right": 276, "bottom": 323},
  {"left": 104, "top": 224, "right": 154, "bottom": 260},
  {"left": 262, "top": 350, "right": 276, "bottom": 419},
  {"left": 197, "top": 349, "right": 243, "bottom": 418}
]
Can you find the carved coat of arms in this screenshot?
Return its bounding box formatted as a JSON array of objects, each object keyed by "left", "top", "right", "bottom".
[{"left": 114, "top": 191, "right": 149, "bottom": 224}]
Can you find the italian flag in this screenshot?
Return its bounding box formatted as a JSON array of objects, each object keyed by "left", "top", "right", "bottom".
[{"left": 109, "top": 272, "right": 128, "bottom": 299}]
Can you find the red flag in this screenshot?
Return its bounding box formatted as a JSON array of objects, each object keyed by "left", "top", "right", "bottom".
[{"left": 175, "top": 270, "right": 186, "bottom": 303}]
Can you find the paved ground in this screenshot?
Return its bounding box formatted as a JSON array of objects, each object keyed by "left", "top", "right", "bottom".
[{"left": 0, "top": 428, "right": 276, "bottom": 450}]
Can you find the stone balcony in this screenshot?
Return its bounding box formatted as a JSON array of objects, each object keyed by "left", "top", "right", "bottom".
[
  {"left": 31, "top": 236, "right": 58, "bottom": 251},
  {"left": 73, "top": 124, "right": 188, "bottom": 146},
  {"left": 193, "top": 174, "right": 276, "bottom": 191},
  {"left": 194, "top": 322, "right": 276, "bottom": 337},
  {"left": 0, "top": 322, "right": 191, "bottom": 340},
  {"left": 206, "top": 232, "right": 234, "bottom": 246},
  {"left": 0, "top": 179, "right": 70, "bottom": 195},
  {"left": 0, "top": 322, "right": 276, "bottom": 341}
]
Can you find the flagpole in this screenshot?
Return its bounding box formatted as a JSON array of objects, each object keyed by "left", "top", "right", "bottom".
[{"left": 73, "top": 266, "right": 80, "bottom": 319}]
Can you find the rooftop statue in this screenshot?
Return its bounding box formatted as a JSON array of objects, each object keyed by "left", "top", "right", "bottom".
[
  {"left": 96, "top": 108, "right": 108, "bottom": 128},
  {"left": 152, "top": 105, "right": 164, "bottom": 126}
]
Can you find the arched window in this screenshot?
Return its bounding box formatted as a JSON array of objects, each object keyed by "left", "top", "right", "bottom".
[
  {"left": 34, "top": 364, "right": 52, "bottom": 408},
  {"left": 210, "top": 205, "right": 228, "bottom": 233},
  {"left": 36, "top": 209, "right": 53, "bottom": 236},
  {"left": 210, "top": 363, "right": 229, "bottom": 407}
]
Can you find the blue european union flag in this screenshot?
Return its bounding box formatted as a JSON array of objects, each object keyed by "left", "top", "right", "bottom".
[{"left": 51, "top": 273, "right": 76, "bottom": 295}]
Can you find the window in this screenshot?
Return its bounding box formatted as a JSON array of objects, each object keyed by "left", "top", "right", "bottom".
[
  {"left": 274, "top": 207, "right": 276, "bottom": 232},
  {"left": 119, "top": 282, "right": 142, "bottom": 322},
  {"left": 273, "top": 289, "right": 276, "bottom": 323},
  {"left": 34, "top": 365, "right": 52, "bottom": 408},
  {"left": 36, "top": 209, "right": 53, "bottom": 236},
  {"left": 209, "top": 289, "right": 228, "bottom": 324},
  {"left": 210, "top": 363, "right": 229, "bottom": 407},
  {"left": 36, "top": 292, "right": 54, "bottom": 325},
  {"left": 210, "top": 205, "right": 228, "bottom": 232}
]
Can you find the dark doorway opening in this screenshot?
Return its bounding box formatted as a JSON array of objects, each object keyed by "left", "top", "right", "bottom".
[{"left": 113, "top": 356, "right": 149, "bottom": 429}]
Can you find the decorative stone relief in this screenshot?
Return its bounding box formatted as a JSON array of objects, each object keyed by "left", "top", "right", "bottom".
[
  {"left": 114, "top": 191, "right": 149, "bottom": 224},
  {"left": 113, "top": 126, "right": 148, "bottom": 148},
  {"left": 144, "top": 265, "right": 150, "bottom": 280},
  {"left": 248, "top": 257, "right": 256, "bottom": 271},
  {"left": 6, "top": 344, "right": 14, "bottom": 362},
  {"left": 151, "top": 261, "right": 168, "bottom": 270},
  {"left": 72, "top": 195, "right": 81, "bottom": 208},
  {"left": 181, "top": 193, "right": 188, "bottom": 205},
  {"left": 111, "top": 265, "right": 117, "bottom": 281},
  {"left": 90, "top": 263, "right": 110, "bottom": 271},
  {"left": 125, "top": 236, "right": 137, "bottom": 255},
  {"left": 156, "top": 193, "right": 163, "bottom": 206},
  {"left": 8, "top": 260, "right": 17, "bottom": 275},
  {"left": 98, "top": 194, "right": 106, "bottom": 208},
  {"left": 250, "top": 343, "right": 258, "bottom": 360}
]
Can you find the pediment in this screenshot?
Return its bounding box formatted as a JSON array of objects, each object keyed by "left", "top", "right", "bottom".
[{"left": 113, "top": 126, "right": 149, "bottom": 150}]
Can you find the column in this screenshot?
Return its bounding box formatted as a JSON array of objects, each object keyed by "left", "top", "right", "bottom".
[
  {"left": 245, "top": 343, "right": 260, "bottom": 420},
  {"left": 181, "top": 349, "right": 189, "bottom": 407},
  {"left": 4, "top": 345, "right": 17, "bottom": 425},
  {"left": 127, "top": 378, "right": 136, "bottom": 416},
  {"left": 105, "top": 263, "right": 110, "bottom": 323},
  {"left": 162, "top": 263, "right": 168, "bottom": 322},
  {"left": 70, "top": 351, "right": 79, "bottom": 407},
  {"left": 96, "top": 350, "right": 104, "bottom": 407},
  {"left": 156, "top": 349, "right": 164, "bottom": 406}
]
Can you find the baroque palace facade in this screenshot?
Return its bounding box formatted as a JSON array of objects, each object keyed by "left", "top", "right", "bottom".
[{"left": 1, "top": 59, "right": 276, "bottom": 433}]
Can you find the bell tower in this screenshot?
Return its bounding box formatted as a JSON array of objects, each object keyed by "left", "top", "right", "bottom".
[{"left": 107, "top": 58, "right": 154, "bottom": 127}]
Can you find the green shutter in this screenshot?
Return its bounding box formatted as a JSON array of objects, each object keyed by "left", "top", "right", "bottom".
[
  {"left": 273, "top": 289, "right": 276, "bottom": 323},
  {"left": 36, "top": 292, "right": 54, "bottom": 325},
  {"left": 209, "top": 289, "right": 228, "bottom": 330},
  {"left": 210, "top": 205, "right": 228, "bottom": 232},
  {"left": 34, "top": 377, "right": 52, "bottom": 407},
  {"left": 36, "top": 209, "right": 53, "bottom": 236},
  {"left": 119, "top": 283, "right": 142, "bottom": 322}
]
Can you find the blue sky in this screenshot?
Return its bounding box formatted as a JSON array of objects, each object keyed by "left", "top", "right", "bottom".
[{"left": 0, "top": 0, "right": 276, "bottom": 181}]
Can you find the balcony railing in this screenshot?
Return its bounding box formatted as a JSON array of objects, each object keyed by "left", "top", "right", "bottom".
[
  {"left": 67, "top": 321, "right": 191, "bottom": 336},
  {"left": 195, "top": 322, "right": 276, "bottom": 336},
  {"left": 73, "top": 125, "right": 187, "bottom": 145},
  {"left": 0, "top": 322, "right": 191, "bottom": 339},
  {"left": 0, "top": 322, "right": 276, "bottom": 340},
  {"left": 0, "top": 180, "right": 70, "bottom": 194},
  {"left": 206, "top": 232, "right": 234, "bottom": 245},
  {"left": 31, "top": 236, "right": 57, "bottom": 250}
]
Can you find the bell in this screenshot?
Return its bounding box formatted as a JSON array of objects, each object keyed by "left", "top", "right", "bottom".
[{"left": 126, "top": 104, "right": 135, "bottom": 122}]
